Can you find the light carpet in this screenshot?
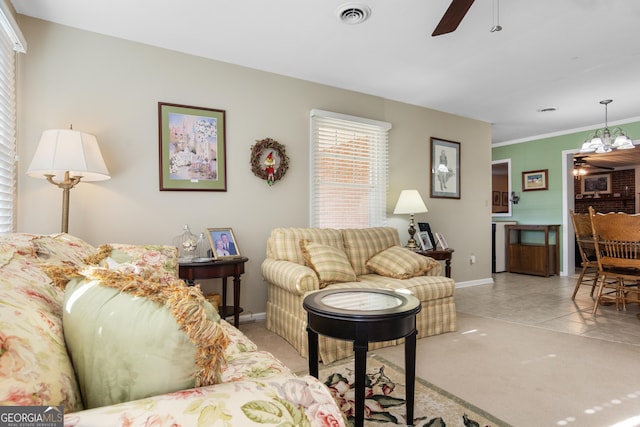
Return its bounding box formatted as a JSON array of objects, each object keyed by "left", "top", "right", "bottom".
[{"left": 305, "top": 353, "right": 511, "bottom": 427}]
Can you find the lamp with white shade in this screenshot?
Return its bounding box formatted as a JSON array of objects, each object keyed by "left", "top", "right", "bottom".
[
  {"left": 26, "top": 127, "right": 110, "bottom": 233},
  {"left": 393, "top": 189, "right": 428, "bottom": 250}
]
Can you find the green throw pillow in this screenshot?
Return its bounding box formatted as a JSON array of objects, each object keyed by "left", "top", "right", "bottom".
[{"left": 62, "top": 266, "right": 228, "bottom": 409}]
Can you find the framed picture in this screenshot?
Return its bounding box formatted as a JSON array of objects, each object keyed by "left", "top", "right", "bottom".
[
  {"left": 502, "top": 191, "right": 509, "bottom": 206},
  {"left": 417, "top": 222, "right": 436, "bottom": 250},
  {"left": 418, "top": 231, "right": 434, "bottom": 250},
  {"left": 158, "top": 102, "right": 227, "bottom": 191},
  {"left": 522, "top": 169, "right": 548, "bottom": 191},
  {"left": 434, "top": 232, "right": 449, "bottom": 250},
  {"left": 206, "top": 228, "right": 241, "bottom": 259},
  {"left": 581, "top": 173, "right": 612, "bottom": 195},
  {"left": 430, "top": 137, "right": 460, "bottom": 199},
  {"left": 492, "top": 191, "right": 500, "bottom": 206}
]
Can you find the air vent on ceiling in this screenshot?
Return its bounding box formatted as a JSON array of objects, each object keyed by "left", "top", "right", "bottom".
[{"left": 337, "top": 3, "right": 371, "bottom": 25}]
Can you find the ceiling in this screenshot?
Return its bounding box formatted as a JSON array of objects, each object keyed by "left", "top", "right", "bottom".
[{"left": 11, "top": 0, "right": 640, "bottom": 147}]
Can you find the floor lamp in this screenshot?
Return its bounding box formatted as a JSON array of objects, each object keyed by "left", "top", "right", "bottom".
[
  {"left": 26, "top": 128, "right": 110, "bottom": 233},
  {"left": 393, "top": 189, "right": 428, "bottom": 250}
]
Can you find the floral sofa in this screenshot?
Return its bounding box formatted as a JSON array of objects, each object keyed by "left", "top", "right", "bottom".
[
  {"left": 0, "top": 233, "right": 345, "bottom": 426},
  {"left": 262, "top": 227, "right": 457, "bottom": 364}
]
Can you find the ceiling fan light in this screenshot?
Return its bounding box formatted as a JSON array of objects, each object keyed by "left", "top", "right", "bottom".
[
  {"left": 612, "top": 133, "right": 631, "bottom": 147},
  {"left": 595, "top": 145, "right": 611, "bottom": 154},
  {"left": 617, "top": 140, "right": 635, "bottom": 150},
  {"left": 580, "top": 141, "right": 596, "bottom": 153}
]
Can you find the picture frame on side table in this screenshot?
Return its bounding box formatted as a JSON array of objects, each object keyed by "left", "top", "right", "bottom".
[
  {"left": 159, "top": 102, "right": 227, "bottom": 191},
  {"left": 418, "top": 231, "right": 434, "bottom": 250},
  {"left": 417, "top": 222, "right": 436, "bottom": 250},
  {"left": 430, "top": 137, "right": 461, "bottom": 199},
  {"left": 434, "top": 232, "right": 449, "bottom": 250},
  {"left": 206, "top": 228, "right": 241, "bottom": 259},
  {"left": 522, "top": 169, "right": 548, "bottom": 191},
  {"left": 581, "top": 173, "right": 612, "bottom": 195}
]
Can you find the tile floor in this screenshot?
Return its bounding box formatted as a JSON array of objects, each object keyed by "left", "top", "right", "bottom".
[{"left": 458, "top": 272, "right": 640, "bottom": 346}]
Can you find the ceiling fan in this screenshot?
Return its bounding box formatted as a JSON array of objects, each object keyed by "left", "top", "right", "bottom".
[
  {"left": 432, "top": 0, "right": 476, "bottom": 36},
  {"left": 573, "top": 155, "right": 614, "bottom": 172}
]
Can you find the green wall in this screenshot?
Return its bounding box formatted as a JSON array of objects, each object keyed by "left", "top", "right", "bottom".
[{"left": 492, "top": 120, "right": 640, "bottom": 269}]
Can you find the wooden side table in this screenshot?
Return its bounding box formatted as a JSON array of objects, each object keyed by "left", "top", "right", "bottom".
[
  {"left": 304, "top": 289, "right": 421, "bottom": 427},
  {"left": 417, "top": 248, "right": 454, "bottom": 278},
  {"left": 178, "top": 257, "right": 248, "bottom": 327}
]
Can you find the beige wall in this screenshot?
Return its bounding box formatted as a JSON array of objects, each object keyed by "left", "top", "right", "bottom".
[{"left": 16, "top": 16, "right": 493, "bottom": 316}]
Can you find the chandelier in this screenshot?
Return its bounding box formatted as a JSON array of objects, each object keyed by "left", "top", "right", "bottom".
[{"left": 580, "top": 99, "right": 634, "bottom": 153}]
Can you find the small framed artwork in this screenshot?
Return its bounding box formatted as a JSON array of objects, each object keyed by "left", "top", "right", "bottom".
[
  {"left": 430, "top": 137, "right": 461, "bottom": 199},
  {"left": 492, "top": 191, "right": 500, "bottom": 206},
  {"left": 417, "top": 222, "right": 436, "bottom": 250},
  {"left": 418, "top": 231, "right": 434, "bottom": 250},
  {"left": 206, "top": 228, "right": 241, "bottom": 259},
  {"left": 502, "top": 191, "right": 509, "bottom": 206},
  {"left": 434, "top": 232, "right": 449, "bottom": 250},
  {"left": 581, "top": 173, "right": 612, "bottom": 195},
  {"left": 522, "top": 169, "right": 548, "bottom": 191},
  {"left": 158, "top": 102, "right": 227, "bottom": 191}
]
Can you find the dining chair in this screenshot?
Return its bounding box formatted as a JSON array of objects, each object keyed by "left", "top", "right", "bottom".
[
  {"left": 588, "top": 206, "right": 640, "bottom": 315},
  {"left": 569, "top": 209, "right": 598, "bottom": 300}
]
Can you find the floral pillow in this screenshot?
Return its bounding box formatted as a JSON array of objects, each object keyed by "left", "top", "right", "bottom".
[
  {"left": 366, "top": 245, "right": 437, "bottom": 279},
  {"left": 61, "top": 266, "right": 228, "bottom": 409},
  {"left": 300, "top": 240, "right": 357, "bottom": 287},
  {"left": 87, "top": 243, "right": 179, "bottom": 284}
]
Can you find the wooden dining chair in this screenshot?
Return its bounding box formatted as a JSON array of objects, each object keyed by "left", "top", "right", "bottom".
[
  {"left": 569, "top": 209, "right": 598, "bottom": 300},
  {"left": 588, "top": 206, "right": 640, "bottom": 315}
]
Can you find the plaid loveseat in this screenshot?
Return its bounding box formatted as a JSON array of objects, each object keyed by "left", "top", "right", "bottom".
[{"left": 262, "top": 227, "right": 457, "bottom": 364}]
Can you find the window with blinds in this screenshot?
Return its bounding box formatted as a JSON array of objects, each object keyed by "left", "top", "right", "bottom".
[
  {"left": 0, "top": 4, "right": 26, "bottom": 234},
  {"left": 310, "top": 109, "right": 391, "bottom": 229}
]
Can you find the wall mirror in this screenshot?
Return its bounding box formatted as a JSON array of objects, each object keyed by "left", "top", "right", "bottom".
[{"left": 492, "top": 159, "right": 512, "bottom": 217}]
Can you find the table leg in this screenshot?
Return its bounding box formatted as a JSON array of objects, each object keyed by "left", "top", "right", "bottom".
[
  {"left": 307, "top": 325, "right": 319, "bottom": 378},
  {"left": 232, "top": 274, "right": 241, "bottom": 328},
  {"left": 445, "top": 258, "right": 452, "bottom": 278},
  {"left": 405, "top": 329, "right": 417, "bottom": 426},
  {"left": 353, "top": 340, "right": 368, "bottom": 427},
  {"left": 221, "top": 277, "right": 228, "bottom": 313}
]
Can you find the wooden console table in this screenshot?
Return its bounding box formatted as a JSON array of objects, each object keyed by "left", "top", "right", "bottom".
[
  {"left": 179, "top": 257, "right": 248, "bottom": 327},
  {"left": 417, "top": 248, "right": 454, "bottom": 278},
  {"left": 505, "top": 224, "right": 559, "bottom": 277}
]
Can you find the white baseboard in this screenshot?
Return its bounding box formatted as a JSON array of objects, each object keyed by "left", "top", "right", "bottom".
[{"left": 455, "top": 277, "right": 494, "bottom": 288}]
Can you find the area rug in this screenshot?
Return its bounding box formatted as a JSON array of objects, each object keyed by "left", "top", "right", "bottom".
[{"left": 305, "top": 354, "right": 511, "bottom": 427}]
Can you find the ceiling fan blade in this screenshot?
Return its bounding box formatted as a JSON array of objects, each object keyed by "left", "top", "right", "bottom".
[{"left": 432, "top": 0, "right": 476, "bottom": 36}]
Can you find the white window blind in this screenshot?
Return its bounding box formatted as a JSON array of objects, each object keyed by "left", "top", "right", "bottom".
[
  {"left": 310, "top": 109, "right": 391, "bottom": 229},
  {"left": 0, "top": 3, "right": 25, "bottom": 234}
]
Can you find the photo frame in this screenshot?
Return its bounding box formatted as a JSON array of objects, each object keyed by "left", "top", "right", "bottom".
[
  {"left": 418, "top": 231, "right": 434, "bottom": 250},
  {"left": 522, "top": 169, "right": 548, "bottom": 191},
  {"left": 502, "top": 192, "right": 509, "bottom": 206},
  {"left": 206, "top": 228, "right": 241, "bottom": 259},
  {"left": 492, "top": 191, "right": 500, "bottom": 206},
  {"left": 417, "top": 222, "right": 436, "bottom": 250},
  {"left": 430, "top": 137, "right": 461, "bottom": 199},
  {"left": 434, "top": 232, "right": 449, "bottom": 250},
  {"left": 159, "top": 102, "right": 227, "bottom": 191},
  {"left": 581, "top": 173, "right": 612, "bottom": 195}
]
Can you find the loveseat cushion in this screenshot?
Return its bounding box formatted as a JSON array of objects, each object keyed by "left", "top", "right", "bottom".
[
  {"left": 300, "top": 240, "right": 357, "bottom": 287},
  {"left": 266, "top": 228, "right": 345, "bottom": 265},
  {"left": 61, "top": 267, "right": 228, "bottom": 409},
  {"left": 366, "top": 245, "right": 438, "bottom": 279},
  {"left": 341, "top": 227, "right": 401, "bottom": 275}
]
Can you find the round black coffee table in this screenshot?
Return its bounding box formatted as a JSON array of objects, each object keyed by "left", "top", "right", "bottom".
[{"left": 303, "top": 288, "right": 421, "bottom": 427}]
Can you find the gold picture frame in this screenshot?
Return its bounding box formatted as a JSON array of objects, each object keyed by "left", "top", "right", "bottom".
[{"left": 206, "top": 228, "right": 241, "bottom": 259}]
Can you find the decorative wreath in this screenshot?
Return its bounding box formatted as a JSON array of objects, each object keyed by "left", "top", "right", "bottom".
[{"left": 250, "top": 138, "right": 290, "bottom": 186}]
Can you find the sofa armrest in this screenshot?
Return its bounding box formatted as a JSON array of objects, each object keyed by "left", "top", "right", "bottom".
[
  {"left": 424, "top": 257, "right": 443, "bottom": 276},
  {"left": 261, "top": 258, "right": 320, "bottom": 295}
]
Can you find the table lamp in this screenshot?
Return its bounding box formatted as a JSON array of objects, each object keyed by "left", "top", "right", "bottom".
[
  {"left": 393, "top": 189, "right": 428, "bottom": 249},
  {"left": 26, "top": 127, "right": 110, "bottom": 233}
]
